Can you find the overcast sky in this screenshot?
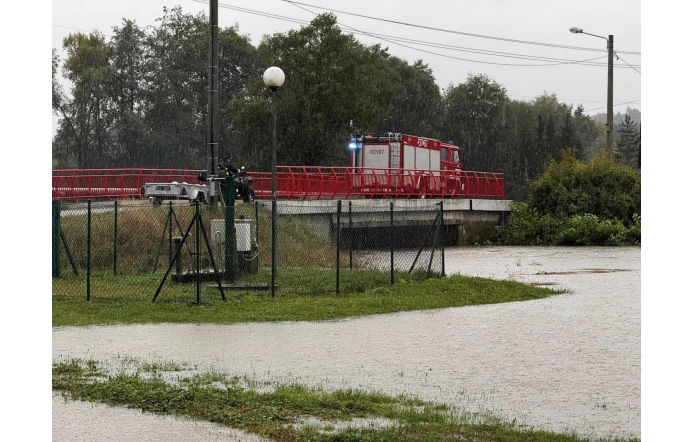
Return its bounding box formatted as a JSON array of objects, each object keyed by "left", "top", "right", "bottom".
[{"left": 51, "top": 0, "right": 641, "bottom": 134}]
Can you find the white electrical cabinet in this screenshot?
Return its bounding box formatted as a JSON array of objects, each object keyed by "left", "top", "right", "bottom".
[{"left": 211, "top": 219, "right": 255, "bottom": 252}]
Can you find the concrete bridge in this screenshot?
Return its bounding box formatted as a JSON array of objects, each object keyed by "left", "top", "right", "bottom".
[{"left": 262, "top": 198, "right": 512, "bottom": 246}]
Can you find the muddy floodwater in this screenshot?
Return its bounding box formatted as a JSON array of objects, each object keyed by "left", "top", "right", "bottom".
[{"left": 53, "top": 246, "right": 641, "bottom": 441}]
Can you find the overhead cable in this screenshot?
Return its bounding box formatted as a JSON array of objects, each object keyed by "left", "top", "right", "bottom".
[{"left": 281, "top": 0, "right": 641, "bottom": 55}]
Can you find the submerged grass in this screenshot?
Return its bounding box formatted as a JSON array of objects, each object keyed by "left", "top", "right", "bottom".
[
  {"left": 53, "top": 269, "right": 561, "bottom": 326},
  {"left": 53, "top": 358, "right": 639, "bottom": 442}
]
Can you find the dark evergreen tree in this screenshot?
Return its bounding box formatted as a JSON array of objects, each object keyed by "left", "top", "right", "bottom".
[{"left": 617, "top": 114, "right": 640, "bottom": 168}]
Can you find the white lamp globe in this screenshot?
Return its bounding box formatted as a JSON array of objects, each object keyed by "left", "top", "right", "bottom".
[{"left": 263, "top": 67, "right": 285, "bottom": 89}]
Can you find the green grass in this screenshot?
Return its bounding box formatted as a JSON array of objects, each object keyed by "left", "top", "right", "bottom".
[
  {"left": 53, "top": 269, "right": 560, "bottom": 326},
  {"left": 53, "top": 358, "right": 639, "bottom": 442}
]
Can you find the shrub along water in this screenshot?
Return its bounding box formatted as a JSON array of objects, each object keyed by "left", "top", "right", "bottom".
[{"left": 494, "top": 150, "right": 641, "bottom": 246}]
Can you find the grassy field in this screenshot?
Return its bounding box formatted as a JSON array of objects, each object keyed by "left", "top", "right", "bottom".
[
  {"left": 53, "top": 358, "right": 639, "bottom": 442},
  {"left": 53, "top": 268, "right": 559, "bottom": 326}
]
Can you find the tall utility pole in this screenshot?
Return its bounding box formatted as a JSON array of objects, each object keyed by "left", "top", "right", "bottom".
[
  {"left": 206, "top": 0, "right": 219, "bottom": 205},
  {"left": 570, "top": 28, "right": 614, "bottom": 149},
  {"left": 607, "top": 35, "right": 614, "bottom": 150}
]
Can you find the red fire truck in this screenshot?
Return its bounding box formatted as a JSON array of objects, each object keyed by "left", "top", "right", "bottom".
[
  {"left": 349, "top": 133, "right": 461, "bottom": 171},
  {"left": 347, "top": 132, "right": 466, "bottom": 197}
]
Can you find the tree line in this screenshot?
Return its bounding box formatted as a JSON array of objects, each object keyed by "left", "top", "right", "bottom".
[{"left": 52, "top": 9, "right": 639, "bottom": 200}]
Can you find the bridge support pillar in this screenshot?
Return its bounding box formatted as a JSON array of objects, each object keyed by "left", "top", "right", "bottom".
[{"left": 457, "top": 224, "right": 467, "bottom": 246}]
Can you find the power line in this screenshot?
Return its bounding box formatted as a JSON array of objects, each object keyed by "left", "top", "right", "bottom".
[
  {"left": 349, "top": 29, "right": 638, "bottom": 68},
  {"left": 509, "top": 94, "right": 605, "bottom": 103},
  {"left": 583, "top": 100, "right": 641, "bottom": 112},
  {"left": 285, "top": 1, "right": 609, "bottom": 67},
  {"left": 53, "top": 24, "right": 91, "bottom": 34},
  {"left": 615, "top": 52, "right": 641, "bottom": 74},
  {"left": 282, "top": 0, "right": 641, "bottom": 55},
  {"left": 210, "top": 0, "right": 621, "bottom": 68}
]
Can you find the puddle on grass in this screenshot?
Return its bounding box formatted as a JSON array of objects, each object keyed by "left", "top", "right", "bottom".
[
  {"left": 52, "top": 394, "right": 270, "bottom": 442},
  {"left": 53, "top": 246, "right": 641, "bottom": 441},
  {"left": 292, "top": 416, "right": 400, "bottom": 433}
]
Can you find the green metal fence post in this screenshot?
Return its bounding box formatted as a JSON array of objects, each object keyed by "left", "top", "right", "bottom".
[
  {"left": 255, "top": 200, "right": 259, "bottom": 243},
  {"left": 348, "top": 201, "right": 353, "bottom": 270},
  {"left": 336, "top": 200, "right": 341, "bottom": 294},
  {"left": 224, "top": 176, "right": 236, "bottom": 282},
  {"left": 87, "top": 200, "right": 91, "bottom": 301},
  {"left": 113, "top": 200, "right": 118, "bottom": 275},
  {"left": 52, "top": 200, "right": 60, "bottom": 278},
  {"left": 390, "top": 201, "right": 394, "bottom": 285},
  {"left": 427, "top": 209, "right": 441, "bottom": 277},
  {"left": 440, "top": 201, "right": 445, "bottom": 276},
  {"left": 169, "top": 202, "right": 173, "bottom": 266},
  {"left": 195, "top": 200, "right": 201, "bottom": 305}
]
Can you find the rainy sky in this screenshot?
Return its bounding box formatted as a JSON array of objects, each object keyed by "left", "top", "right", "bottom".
[{"left": 50, "top": 0, "right": 642, "bottom": 134}]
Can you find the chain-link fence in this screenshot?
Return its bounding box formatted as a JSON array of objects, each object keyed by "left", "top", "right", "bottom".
[{"left": 52, "top": 199, "right": 444, "bottom": 303}]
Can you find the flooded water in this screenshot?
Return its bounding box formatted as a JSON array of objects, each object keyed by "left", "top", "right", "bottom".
[
  {"left": 52, "top": 394, "right": 270, "bottom": 441},
  {"left": 53, "top": 246, "right": 640, "bottom": 441}
]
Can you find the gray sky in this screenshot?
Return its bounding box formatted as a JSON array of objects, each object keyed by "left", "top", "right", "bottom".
[{"left": 51, "top": 0, "right": 641, "bottom": 134}]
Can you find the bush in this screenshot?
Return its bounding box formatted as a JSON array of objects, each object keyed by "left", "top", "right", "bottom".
[
  {"left": 528, "top": 150, "right": 640, "bottom": 226},
  {"left": 494, "top": 203, "right": 640, "bottom": 246},
  {"left": 493, "top": 150, "right": 641, "bottom": 246}
]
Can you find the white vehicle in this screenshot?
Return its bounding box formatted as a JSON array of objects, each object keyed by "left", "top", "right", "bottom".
[{"left": 141, "top": 181, "right": 208, "bottom": 206}]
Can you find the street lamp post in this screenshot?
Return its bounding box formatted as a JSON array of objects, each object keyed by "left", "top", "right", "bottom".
[
  {"left": 263, "top": 66, "right": 285, "bottom": 298},
  {"left": 570, "top": 27, "right": 614, "bottom": 150}
]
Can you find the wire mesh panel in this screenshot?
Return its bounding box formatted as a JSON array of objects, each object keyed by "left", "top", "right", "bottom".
[
  {"left": 52, "top": 198, "right": 444, "bottom": 303},
  {"left": 270, "top": 201, "right": 344, "bottom": 296},
  {"left": 341, "top": 200, "right": 444, "bottom": 282},
  {"left": 52, "top": 201, "right": 89, "bottom": 300}
]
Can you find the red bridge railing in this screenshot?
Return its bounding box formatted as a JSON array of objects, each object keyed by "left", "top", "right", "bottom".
[
  {"left": 52, "top": 169, "right": 201, "bottom": 201},
  {"left": 52, "top": 167, "right": 504, "bottom": 201}
]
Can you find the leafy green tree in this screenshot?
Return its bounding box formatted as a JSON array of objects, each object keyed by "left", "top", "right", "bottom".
[
  {"left": 217, "top": 25, "right": 262, "bottom": 162},
  {"left": 108, "top": 19, "right": 148, "bottom": 166},
  {"left": 52, "top": 49, "right": 70, "bottom": 166},
  {"left": 572, "top": 104, "right": 603, "bottom": 161},
  {"left": 497, "top": 98, "right": 537, "bottom": 200},
  {"left": 442, "top": 74, "right": 508, "bottom": 172},
  {"left": 374, "top": 58, "right": 443, "bottom": 138},
  {"left": 54, "top": 32, "right": 114, "bottom": 168},
  {"left": 230, "top": 14, "right": 400, "bottom": 169},
  {"left": 141, "top": 6, "right": 209, "bottom": 169}
]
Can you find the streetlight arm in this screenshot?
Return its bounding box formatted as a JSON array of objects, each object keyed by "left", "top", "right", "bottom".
[{"left": 581, "top": 31, "right": 607, "bottom": 41}]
